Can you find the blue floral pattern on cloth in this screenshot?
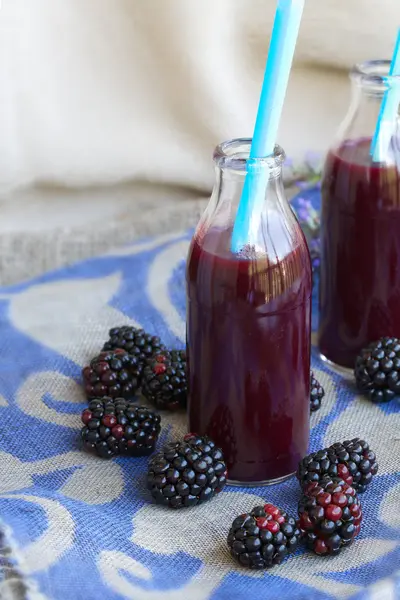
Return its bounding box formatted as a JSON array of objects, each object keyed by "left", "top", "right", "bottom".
[{"left": 0, "top": 187, "right": 399, "bottom": 600}]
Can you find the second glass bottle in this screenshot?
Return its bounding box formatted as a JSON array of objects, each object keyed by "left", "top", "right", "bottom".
[{"left": 319, "top": 60, "right": 400, "bottom": 369}]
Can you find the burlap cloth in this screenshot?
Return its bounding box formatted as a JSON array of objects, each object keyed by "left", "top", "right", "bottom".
[{"left": 0, "top": 178, "right": 398, "bottom": 600}]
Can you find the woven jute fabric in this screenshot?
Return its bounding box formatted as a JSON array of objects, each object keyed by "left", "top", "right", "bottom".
[
  {"left": 0, "top": 168, "right": 306, "bottom": 286},
  {"left": 0, "top": 187, "right": 398, "bottom": 600},
  {"left": 0, "top": 189, "right": 208, "bottom": 286}
]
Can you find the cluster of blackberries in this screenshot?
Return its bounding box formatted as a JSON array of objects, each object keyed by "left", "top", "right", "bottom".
[
  {"left": 80, "top": 397, "right": 228, "bottom": 506},
  {"left": 82, "top": 326, "right": 187, "bottom": 411},
  {"left": 292, "top": 437, "right": 378, "bottom": 559},
  {"left": 79, "top": 329, "right": 228, "bottom": 507},
  {"left": 228, "top": 436, "right": 378, "bottom": 570},
  {"left": 79, "top": 326, "right": 189, "bottom": 471},
  {"left": 77, "top": 324, "right": 387, "bottom": 574}
]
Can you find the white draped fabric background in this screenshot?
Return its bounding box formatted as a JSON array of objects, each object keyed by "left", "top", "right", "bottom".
[
  {"left": 0, "top": 0, "right": 397, "bottom": 286},
  {"left": 0, "top": 0, "right": 398, "bottom": 193}
]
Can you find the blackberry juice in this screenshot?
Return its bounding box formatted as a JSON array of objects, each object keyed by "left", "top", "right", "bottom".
[
  {"left": 319, "top": 138, "right": 400, "bottom": 368},
  {"left": 186, "top": 224, "right": 312, "bottom": 484}
]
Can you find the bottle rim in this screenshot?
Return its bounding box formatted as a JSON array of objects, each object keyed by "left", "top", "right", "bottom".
[
  {"left": 351, "top": 59, "right": 400, "bottom": 86},
  {"left": 213, "top": 138, "right": 285, "bottom": 171}
]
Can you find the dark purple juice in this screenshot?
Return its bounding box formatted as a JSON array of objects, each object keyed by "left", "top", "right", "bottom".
[
  {"left": 186, "top": 227, "right": 312, "bottom": 483},
  {"left": 319, "top": 138, "right": 400, "bottom": 368}
]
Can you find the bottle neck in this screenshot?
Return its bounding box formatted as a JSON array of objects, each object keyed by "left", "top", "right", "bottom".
[
  {"left": 334, "top": 61, "right": 400, "bottom": 163},
  {"left": 213, "top": 160, "right": 287, "bottom": 227},
  {"left": 196, "top": 138, "right": 299, "bottom": 254},
  {"left": 211, "top": 139, "right": 287, "bottom": 227}
]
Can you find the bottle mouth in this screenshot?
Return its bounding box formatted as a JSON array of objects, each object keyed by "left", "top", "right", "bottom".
[
  {"left": 351, "top": 60, "right": 400, "bottom": 91},
  {"left": 213, "top": 138, "right": 285, "bottom": 171}
]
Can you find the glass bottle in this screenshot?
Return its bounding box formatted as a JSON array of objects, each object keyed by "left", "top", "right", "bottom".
[
  {"left": 186, "top": 138, "right": 312, "bottom": 485},
  {"left": 319, "top": 61, "right": 400, "bottom": 369}
]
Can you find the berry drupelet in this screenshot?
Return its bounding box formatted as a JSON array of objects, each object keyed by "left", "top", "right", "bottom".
[
  {"left": 298, "top": 477, "right": 362, "bottom": 555},
  {"left": 355, "top": 337, "right": 400, "bottom": 403},
  {"left": 142, "top": 350, "right": 187, "bottom": 410},
  {"left": 81, "top": 397, "right": 161, "bottom": 458},
  {"left": 82, "top": 349, "right": 141, "bottom": 400},
  {"left": 297, "top": 438, "right": 378, "bottom": 494},
  {"left": 310, "top": 370, "right": 325, "bottom": 412},
  {"left": 228, "top": 504, "right": 301, "bottom": 569},
  {"left": 147, "top": 433, "right": 227, "bottom": 508},
  {"left": 103, "top": 326, "right": 165, "bottom": 362}
]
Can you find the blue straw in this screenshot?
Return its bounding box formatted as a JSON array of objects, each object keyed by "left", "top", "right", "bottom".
[
  {"left": 371, "top": 28, "right": 400, "bottom": 163},
  {"left": 231, "top": 0, "right": 305, "bottom": 252}
]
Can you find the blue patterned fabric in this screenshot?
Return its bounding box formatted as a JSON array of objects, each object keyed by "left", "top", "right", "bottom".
[{"left": 0, "top": 186, "right": 399, "bottom": 600}]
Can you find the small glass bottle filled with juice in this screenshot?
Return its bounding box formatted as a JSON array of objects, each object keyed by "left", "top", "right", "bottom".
[
  {"left": 186, "top": 139, "right": 312, "bottom": 485},
  {"left": 319, "top": 61, "right": 400, "bottom": 369}
]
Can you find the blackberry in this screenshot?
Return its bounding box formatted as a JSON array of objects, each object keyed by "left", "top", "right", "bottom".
[
  {"left": 298, "top": 478, "right": 362, "bottom": 555},
  {"left": 297, "top": 448, "right": 354, "bottom": 489},
  {"left": 228, "top": 504, "right": 301, "bottom": 569},
  {"left": 310, "top": 371, "right": 325, "bottom": 412},
  {"left": 297, "top": 438, "right": 378, "bottom": 493},
  {"left": 82, "top": 349, "right": 141, "bottom": 399},
  {"left": 355, "top": 337, "right": 400, "bottom": 403},
  {"left": 103, "top": 326, "right": 165, "bottom": 363},
  {"left": 81, "top": 397, "right": 161, "bottom": 458},
  {"left": 329, "top": 439, "right": 378, "bottom": 493},
  {"left": 147, "top": 433, "right": 227, "bottom": 508},
  {"left": 142, "top": 350, "right": 187, "bottom": 410}
]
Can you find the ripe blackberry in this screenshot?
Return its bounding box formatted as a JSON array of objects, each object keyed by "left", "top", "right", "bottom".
[
  {"left": 355, "top": 337, "right": 400, "bottom": 403},
  {"left": 297, "top": 438, "right": 378, "bottom": 493},
  {"left": 142, "top": 350, "right": 187, "bottom": 410},
  {"left": 103, "top": 326, "right": 165, "bottom": 363},
  {"left": 81, "top": 397, "right": 161, "bottom": 458},
  {"left": 298, "top": 478, "right": 362, "bottom": 555},
  {"left": 228, "top": 504, "right": 301, "bottom": 569},
  {"left": 310, "top": 371, "right": 325, "bottom": 412},
  {"left": 147, "top": 433, "right": 227, "bottom": 508},
  {"left": 297, "top": 448, "right": 354, "bottom": 489},
  {"left": 82, "top": 349, "right": 141, "bottom": 399},
  {"left": 329, "top": 439, "right": 378, "bottom": 493}
]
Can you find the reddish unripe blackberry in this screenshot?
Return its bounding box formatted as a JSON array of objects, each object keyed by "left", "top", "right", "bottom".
[
  {"left": 298, "top": 477, "right": 362, "bottom": 555},
  {"left": 228, "top": 504, "right": 301, "bottom": 569}
]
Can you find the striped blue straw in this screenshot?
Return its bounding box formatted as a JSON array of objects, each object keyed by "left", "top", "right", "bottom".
[
  {"left": 231, "top": 0, "right": 305, "bottom": 252},
  {"left": 371, "top": 28, "right": 400, "bottom": 163}
]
